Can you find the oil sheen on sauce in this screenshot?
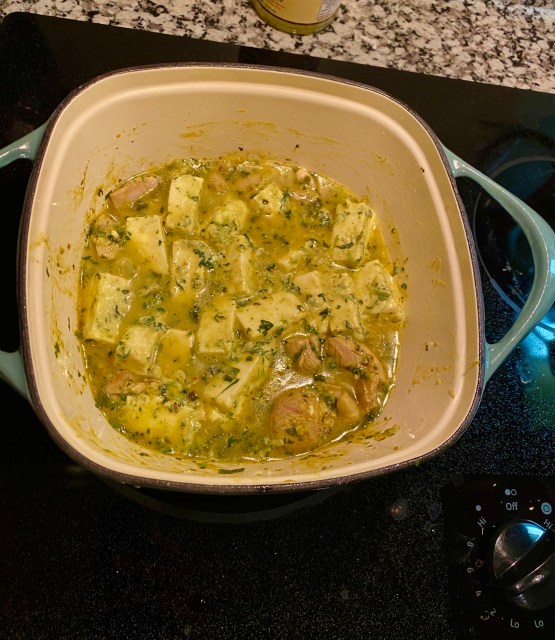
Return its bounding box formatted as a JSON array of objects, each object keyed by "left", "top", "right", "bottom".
[{"left": 78, "top": 152, "right": 406, "bottom": 462}]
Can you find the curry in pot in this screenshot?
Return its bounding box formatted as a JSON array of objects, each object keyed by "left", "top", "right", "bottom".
[{"left": 77, "top": 153, "right": 406, "bottom": 461}]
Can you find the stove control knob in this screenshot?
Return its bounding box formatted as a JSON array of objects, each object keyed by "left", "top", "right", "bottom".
[{"left": 488, "top": 519, "right": 555, "bottom": 610}]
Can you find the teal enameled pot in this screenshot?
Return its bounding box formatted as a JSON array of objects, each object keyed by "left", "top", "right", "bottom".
[{"left": 0, "top": 64, "right": 554, "bottom": 493}]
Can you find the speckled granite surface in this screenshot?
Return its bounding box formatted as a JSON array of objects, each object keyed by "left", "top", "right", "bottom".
[{"left": 1, "top": 0, "right": 554, "bottom": 93}]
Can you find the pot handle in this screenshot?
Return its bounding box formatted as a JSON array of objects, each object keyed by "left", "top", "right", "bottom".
[
  {"left": 0, "top": 124, "right": 46, "bottom": 168},
  {"left": 444, "top": 147, "right": 555, "bottom": 383},
  {"left": 0, "top": 124, "right": 47, "bottom": 399}
]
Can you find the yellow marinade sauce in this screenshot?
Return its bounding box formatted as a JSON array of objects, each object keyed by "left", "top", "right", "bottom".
[{"left": 77, "top": 152, "right": 406, "bottom": 462}]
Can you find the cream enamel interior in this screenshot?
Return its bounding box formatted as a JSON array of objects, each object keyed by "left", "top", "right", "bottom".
[{"left": 23, "top": 66, "right": 482, "bottom": 490}]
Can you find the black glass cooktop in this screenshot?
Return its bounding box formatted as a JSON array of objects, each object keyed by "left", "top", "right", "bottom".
[{"left": 1, "top": 12, "right": 554, "bottom": 640}]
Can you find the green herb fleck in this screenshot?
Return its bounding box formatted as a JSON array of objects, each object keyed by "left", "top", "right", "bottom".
[
  {"left": 193, "top": 248, "right": 215, "bottom": 270},
  {"left": 258, "top": 319, "right": 274, "bottom": 336}
]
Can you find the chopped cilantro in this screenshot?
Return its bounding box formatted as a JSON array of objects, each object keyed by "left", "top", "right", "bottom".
[{"left": 258, "top": 319, "right": 274, "bottom": 336}]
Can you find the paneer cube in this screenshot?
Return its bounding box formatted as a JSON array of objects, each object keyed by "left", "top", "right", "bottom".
[
  {"left": 325, "top": 272, "right": 365, "bottom": 341},
  {"left": 223, "top": 234, "right": 255, "bottom": 296},
  {"left": 205, "top": 198, "right": 249, "bottom": 246},
  {"left": 84, "top": 272, "right": 133, "bottom": 344},
  {"left": 331, "top": 199, "right": 374, "bottom": 267},
  {"left": 252, "top": 183, "right": 283, "bottom": 216},
  {"left": 115, "top": 325, "right": 161, "bottom": 375},
  {"left": 121, "top": 391, "right": 202, "bottom": 448},
  {"left": 236, "top": 292, "right": 305, "bottom": 341},
  {"left": 293, "top": 271, "right": 330, "bottom": 335},
  {"left": 126, "top": 215, "right": 169, "bottom": 275},
  {"left": 165, "top": 174, "right": 204, "bottom": 233},
  {"left": 202, "top": 354, "right": 266, "bottom": 415},
  {"left": 197, "top": 296, "right": 236, "bottom": 357},
  {"left": 355, "top": 260, "right": 405, "bottom": 323},
  {"left": 156, "top": 329, "right": 194, "bottom": 376},
  {"left": 170, "top": 239, "right": 212, "bottom": 298},
  {"left": 213, "top": 198, "right": 249, "bottom": 228}
]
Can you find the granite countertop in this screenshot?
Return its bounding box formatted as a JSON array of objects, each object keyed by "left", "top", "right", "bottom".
[{"left": 1, "top": 0, "right": 554, "bottom": 94}]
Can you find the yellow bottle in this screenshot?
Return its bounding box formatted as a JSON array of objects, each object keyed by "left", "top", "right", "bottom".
[{"left": 251, "top": 0, "right": 341, "bottom": 35}]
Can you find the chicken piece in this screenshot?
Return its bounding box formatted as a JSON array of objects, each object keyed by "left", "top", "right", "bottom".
[
  {"left": 283, "top": 335, "right": 322, "bottom": 375},
  {"left": 109, "top": 175, "right": 160, "bottom": 209},
  {"left": 289, "top": 168, "right": 319, "bottom": 204},
  {"left": 297, "top": 346, "right": 322, "bottom": 375},
  {"left": 104, "top": 370, "right": 134, "bottom": 395},
  {"left": 104, "top": 370, "right": 148, "bottom": 396},
  {"left": 355, "top": 378, "right": 380, "bottom": 415},
  {"left": 325, "top": 335, "right": 386, "bottom": 416},
  {"left": 320, "top": 383, "right": 362, "bottom": 426},
  {"left": 325, "top": 335, "right": 374, "bottom": 370},
  {"left": 94, "top": 213, "right": 118, "bottom": 233},
  {"left": 270, "top": 387, "right": 334, "bottom": 454},
  {"left": 283, "top": 335, "right": 305, "bottom": 357},
  {"left": 296, "top": 168, "right": 316, "bottom": 190},
  {"left": 206, "top": 171, "right": 227, "bottom": 193},
  {"left": 315, "top": 176, "right": 337, "bottom": 201},
  {"left": 92, "top": 236, "right": 120, "bottom": 261},
  {"left": 354, "top": 360, "right": 385, "bottom": 416},
  {"left": 234, "top": 171, "right": 263, "bottom": 196}
]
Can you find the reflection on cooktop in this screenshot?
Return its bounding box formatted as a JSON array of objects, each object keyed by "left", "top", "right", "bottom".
[{"left": 103, "top": 480, "right": 342, "bottom": 523}]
